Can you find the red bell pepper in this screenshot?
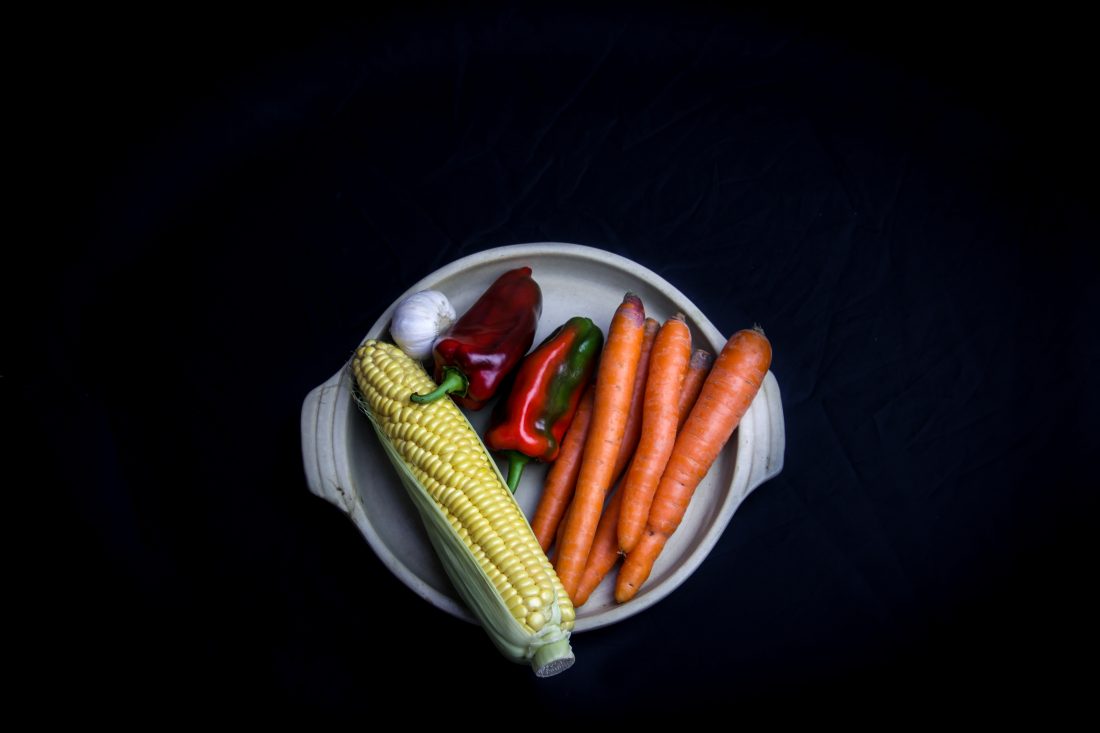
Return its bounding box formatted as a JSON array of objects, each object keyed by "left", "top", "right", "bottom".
[
  {"left": 411, "top": 266, "right": 541, "bottom": 410},
  {"left": 485, "top": 316, "right": 604, "bottom": 491}
]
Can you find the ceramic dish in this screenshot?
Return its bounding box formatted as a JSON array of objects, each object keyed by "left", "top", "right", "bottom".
[{"left": 301, "top": 242, "right": 785, "bottom": 631}]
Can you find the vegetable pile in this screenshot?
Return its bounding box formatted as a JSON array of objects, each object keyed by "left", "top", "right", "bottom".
[{"left": 357, "top": 264, "right": 772, "bottom": 675}]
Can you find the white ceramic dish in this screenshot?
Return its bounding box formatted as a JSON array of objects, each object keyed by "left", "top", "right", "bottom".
[{"left": 301, "top": 242, "right": 785, "bottom": 632}]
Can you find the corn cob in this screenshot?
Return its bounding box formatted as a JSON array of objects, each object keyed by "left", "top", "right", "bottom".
[{"left": 351, "top": 339, "right": 575, "bottom": 676}]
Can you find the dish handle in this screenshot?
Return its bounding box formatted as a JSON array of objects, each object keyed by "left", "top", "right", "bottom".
[
  {"left": 301, "top": 368, "right": 355, "bottom": 515},
  {"left": 743, "top": 370, "right": 786, "bottom": 497}
]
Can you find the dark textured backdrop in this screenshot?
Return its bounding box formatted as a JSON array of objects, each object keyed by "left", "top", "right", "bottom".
[{"left": 21, "top": 4, "right": 1097, "bottom": 720}]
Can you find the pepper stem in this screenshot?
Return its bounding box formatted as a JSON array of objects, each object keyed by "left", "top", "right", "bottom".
[
  {"left": 502, "top": 451, "right": 531, "bottom": 493},
  {"left": 410, "top": 366, "right": 468, "bottom": 404}
]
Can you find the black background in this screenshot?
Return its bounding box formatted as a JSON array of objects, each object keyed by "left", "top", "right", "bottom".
[{"left": 19, "top": 3, "right": 1097, "bottom": 721}]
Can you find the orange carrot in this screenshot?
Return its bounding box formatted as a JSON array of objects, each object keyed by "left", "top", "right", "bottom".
[
  {"left": 676, "top": 349, "right": 713, "bottom": 432},
  {"left": 615, "top": 529, "right": 665, "bottom": 603},
  {"left": 617, "top": 315, "right": 692, "bottom": 553},
  {"left": 547, "top": 497, "right": 572, "bottom": 564},
  {"left": 530, "top": 385, "right": 596, "bottom": 551},
  {"left": 573, "top": 484, "right": 625, "bottom": 606},
  {"left": 553, "top": 500, "right": 572, "bottom": 558},
  {"left": 615, "top": 326, "right": 771, "bottom": 603},
  {"left": 556, "top": 293, "right": 647, "bottom": 597},
  {"left": 609, "top": 318, "right": 660, "bottom": 484}
]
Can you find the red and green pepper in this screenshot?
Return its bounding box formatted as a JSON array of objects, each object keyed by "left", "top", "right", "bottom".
[
  {"left": 485, "top": 316, "right": 604, "bottom": 492},
  {"left": 411, "top": 266, "right": 541, "bottom": 411}
]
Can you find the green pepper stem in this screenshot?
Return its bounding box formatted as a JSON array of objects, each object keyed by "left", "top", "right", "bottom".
[
  {"left": 410, "top": 367, "right": 468, "bottom": 404},
  {"left": 503, "top": 451, "right": 531, "bottom": 493}
]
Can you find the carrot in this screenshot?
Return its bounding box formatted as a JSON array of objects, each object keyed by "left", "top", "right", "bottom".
[
  {"left": 615, "top": 529, "right": 667, "bottom": 603},
  {"left": 555, "top": 293, "right": 647, "bottom": 597},
  {"left": 676, "top": 349, "right": 713, "bottom": 432},
  {"left": 530, "top": 385, "right": 596, "bottom": 551},
  {"left": 552, "top": 499, "right": 572, "bottom": 558},
  {"left": 615, "top": 326, "right": 771, "bottom": 603},
  {"left": 573, "top": 484, "right": 625, "bottom": 606},
  {"left": 617, "top": 315, "right": 692, "bottom": 553},
  {"left": 609, "top": 318, "right": 660, "bottom": 484}
]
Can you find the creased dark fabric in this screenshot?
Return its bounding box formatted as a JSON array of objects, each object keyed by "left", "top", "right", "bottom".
[{"left": 19, "top": 5, "right": 1096, "bottom": 721}]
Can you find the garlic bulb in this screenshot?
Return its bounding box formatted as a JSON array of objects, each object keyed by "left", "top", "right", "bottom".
[{"left": 389, "top": 289, "right": 457, "bottom": 360}]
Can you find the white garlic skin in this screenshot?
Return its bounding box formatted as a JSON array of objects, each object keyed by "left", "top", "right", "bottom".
[{"left": 389, "top": 289, "right": 457, "bottom": 360}]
